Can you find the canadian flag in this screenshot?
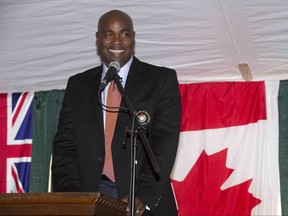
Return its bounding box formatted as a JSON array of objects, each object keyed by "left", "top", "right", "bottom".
[{"left": 171, "top": 81, "right": 281, "bottom": 215}]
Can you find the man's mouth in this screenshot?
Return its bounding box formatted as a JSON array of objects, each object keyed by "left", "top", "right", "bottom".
[{"left": 109, "top": 49, "right": 124, "bottom": 54}]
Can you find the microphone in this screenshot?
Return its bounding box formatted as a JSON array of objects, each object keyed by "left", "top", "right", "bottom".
[{"left": 99, "top": 61, "right": 120, "bottom": 92}]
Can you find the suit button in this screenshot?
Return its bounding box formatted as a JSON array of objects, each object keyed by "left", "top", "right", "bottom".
[{"left": 99, "top": 157, "right": 103, "bottom": 161}]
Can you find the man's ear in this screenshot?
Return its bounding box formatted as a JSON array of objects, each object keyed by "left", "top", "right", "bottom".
[{"left": 95, "top": 32, "right": 99, "bottom": 47}]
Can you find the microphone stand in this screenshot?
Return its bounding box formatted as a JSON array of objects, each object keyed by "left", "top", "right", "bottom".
[{"left": 112, "top": 73, "right": 160, "bottom": 216}]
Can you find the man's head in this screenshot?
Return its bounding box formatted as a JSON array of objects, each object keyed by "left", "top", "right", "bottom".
[{"left": 96, "top": 10, "right": 135, "bottom": 68}]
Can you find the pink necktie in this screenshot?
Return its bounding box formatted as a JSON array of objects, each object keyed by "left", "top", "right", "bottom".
[{"left": 103, "top": 81, "right": 121, "bottom": 182}]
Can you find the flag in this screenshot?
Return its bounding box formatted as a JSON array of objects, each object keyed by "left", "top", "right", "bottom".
[
  {"left": 0, "top": 92, "right": 34, "bottom": 193},
  {"left": 0, "top": 83, "right": 285, "bottom": 215},
  {"left": 171, "top": 81, "right": 281, "bottom": 215}
]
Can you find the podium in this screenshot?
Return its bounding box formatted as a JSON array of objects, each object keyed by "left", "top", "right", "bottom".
[{"left": 0, "top": 192, "right": 127, "bottom": 215}]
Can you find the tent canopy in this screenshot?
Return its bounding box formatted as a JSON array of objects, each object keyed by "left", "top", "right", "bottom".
[{"left": 1, "top": 0, "right": 288, "bottom": 92}]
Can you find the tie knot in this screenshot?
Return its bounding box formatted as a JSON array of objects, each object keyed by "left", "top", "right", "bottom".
[
  {"left": 106, "top": 81, "right": 122, "bottom": 112},
  {"left": 110, "top": 81, "right": 116, "bottom": 92}
]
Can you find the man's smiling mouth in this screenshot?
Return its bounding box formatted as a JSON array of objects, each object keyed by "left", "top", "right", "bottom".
[{"left": 109, "top": 49, "right": 124, "bottom": 53}]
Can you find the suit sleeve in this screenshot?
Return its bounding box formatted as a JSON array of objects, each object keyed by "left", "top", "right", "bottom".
[
  {"left": 137, "top": 69, "right": 181, "bottom": 213},
  {"left": 52, "top": 77, "right": 81, "bottom": 192}
]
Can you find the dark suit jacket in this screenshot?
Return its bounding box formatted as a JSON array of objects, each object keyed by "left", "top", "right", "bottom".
[{"left": 52, "top": 56, "right": 181, "bottom": 215}]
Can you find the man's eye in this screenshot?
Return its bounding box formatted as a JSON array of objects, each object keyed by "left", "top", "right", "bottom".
[
  {"left": 122, "top": 32, "right": 130, "bottom": 37},
  {"left": 104, "top": 33, "right": 112, "bottom": 37}
]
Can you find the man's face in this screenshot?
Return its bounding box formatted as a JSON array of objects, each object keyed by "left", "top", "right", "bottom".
[{"left": 96, "top": 12, "right": 135, "bottom": 67}]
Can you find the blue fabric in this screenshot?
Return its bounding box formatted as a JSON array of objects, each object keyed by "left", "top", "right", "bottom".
[{"left": 99, "top": 178, "right": 118, "bottom": 199}]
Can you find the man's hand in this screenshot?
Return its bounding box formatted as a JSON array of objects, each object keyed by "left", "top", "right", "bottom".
[{"left": 121, "top": 196, "right": 145, "bottom": 216}]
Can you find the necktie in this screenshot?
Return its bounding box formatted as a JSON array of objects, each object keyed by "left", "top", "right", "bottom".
[{"left": 103, "top": 81, "right": 122, "bottom": 182}]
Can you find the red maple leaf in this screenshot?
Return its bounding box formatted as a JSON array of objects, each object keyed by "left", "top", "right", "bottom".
[{"left": 172, "top": 149, "right": 261, "bottom": 215}]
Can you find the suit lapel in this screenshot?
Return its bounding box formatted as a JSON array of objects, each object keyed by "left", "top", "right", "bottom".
[
  {"left": 124, "top": 57, "right": 144, "bottom": 102},
  {"left": 87, "top": 66, "right": 105, "bottom": 137}
]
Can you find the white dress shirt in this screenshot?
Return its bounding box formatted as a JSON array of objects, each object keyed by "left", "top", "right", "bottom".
[{"left": 101, "top": 56, "right": 133, "bottom": 127}]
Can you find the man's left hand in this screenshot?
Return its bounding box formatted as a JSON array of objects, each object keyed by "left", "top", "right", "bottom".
[{"left": 121, "top": 196, "right": 146, "bottom": 216}]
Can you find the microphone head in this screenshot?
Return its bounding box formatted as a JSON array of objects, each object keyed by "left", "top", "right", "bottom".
[{"left": 109, "top": 61, "right": 120, "bottom": 72}]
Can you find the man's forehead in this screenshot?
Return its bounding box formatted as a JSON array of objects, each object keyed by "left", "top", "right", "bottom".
[{"left": 98, "top": 11, "right": 133, "bottom": 29}]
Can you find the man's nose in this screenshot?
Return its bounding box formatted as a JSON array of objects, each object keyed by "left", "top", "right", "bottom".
[{"left": 112, "top": 34, "right": 122, "bottom": 44}]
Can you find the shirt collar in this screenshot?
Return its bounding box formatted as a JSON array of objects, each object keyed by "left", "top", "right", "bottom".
[{"left": 102, "top": 56, "right": 133, "bottom": 87}]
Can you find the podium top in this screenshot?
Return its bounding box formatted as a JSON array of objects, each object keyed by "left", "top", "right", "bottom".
[{"left": 0, "top": 192, "right": 127, "bottom": 215}]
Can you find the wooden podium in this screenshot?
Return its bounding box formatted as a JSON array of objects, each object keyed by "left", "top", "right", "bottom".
[{"left": 0, "top": 192, "right": 127, "bottom": 215}]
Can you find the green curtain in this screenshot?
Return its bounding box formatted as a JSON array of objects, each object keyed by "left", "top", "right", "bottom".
[
  {"left": 29, "top": 90, "right": 65, "bottom": 192},
  {"left": 279, "top": 80, "right": 288, "bottom": 215}
]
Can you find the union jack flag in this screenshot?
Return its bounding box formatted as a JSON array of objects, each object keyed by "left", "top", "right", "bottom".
[{"left": 0, "top": 92, "right": 33, "bottom": 193}]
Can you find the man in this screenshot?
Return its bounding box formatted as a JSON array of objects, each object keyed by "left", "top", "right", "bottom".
[{"left": 52, "top": 10, "right": 181, "bottom": 216}]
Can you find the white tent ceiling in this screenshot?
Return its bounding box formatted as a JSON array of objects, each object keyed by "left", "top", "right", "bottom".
[{"left": 1, "top": 0, "right": 288, "bottom": 93}]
